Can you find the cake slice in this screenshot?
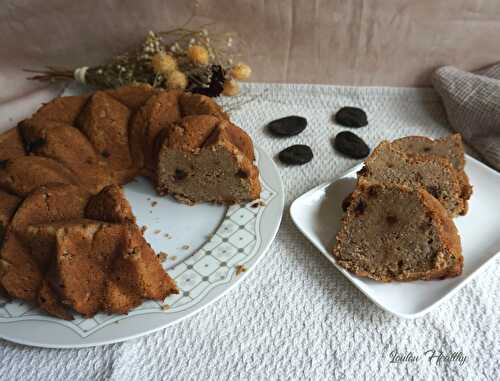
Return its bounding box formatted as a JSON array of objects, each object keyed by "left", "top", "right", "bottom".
[
  {"left": 49, "top": 222, "right": 177, "bottom": 317},
  {"left": 155, "top": 115, "right": 261, "bottom": 204},
  {"left": 358, "top": 141, "right": 465, "bottom": 217},
  {"left": 391, "top": 134, "right": 472, "bottom": 214},
  {"left": 333, "top": 181, "right": 462, "bottom": 282}
]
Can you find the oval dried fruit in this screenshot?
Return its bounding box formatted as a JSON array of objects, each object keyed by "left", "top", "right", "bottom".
[
  {"left": 267, "top": 116, "right": 307, "bottom": 136},
  {"left": 278, "top": 145, "right": 313, "bottom": 165},
  {"left": 335, "top": 107, "right": 368, "bottom": 128},
  {"left": 334, "top": 131, "right": 370, "bottom": 159}
]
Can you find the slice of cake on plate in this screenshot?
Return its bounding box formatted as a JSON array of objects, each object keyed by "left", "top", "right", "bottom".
[{"left": 333, "top": 181, "right": 462, "bottom": 282}]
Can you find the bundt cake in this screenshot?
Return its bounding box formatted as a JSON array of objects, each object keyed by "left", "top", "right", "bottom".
[
  {"left": 0, "top": 83, "right": 261, "bottom": 319},
  {"left": 333, "top": 180, "right": 463, "bottom": 282},
  {"left": 357, "top": 141, "right": 466, "bottom": 217}
]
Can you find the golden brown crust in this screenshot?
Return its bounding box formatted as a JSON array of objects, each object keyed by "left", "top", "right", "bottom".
[
  {"left": 129, "top": 91, "right": 182, "bottom": 169},
  {"left": 168, "top": 115, "right": 220, "bottom": 152},
  {"left": 85, "top": 185, "right": 135, "bottom": 223},
  {"left": 32, "top": 95, "right": 89, "bottom": 125},
  {"left": 77, "top": 91, "right": 134, "bottom": 172},
  {"left": 0, "top": 156, "right": 77, "bottom": 197},
  {"left": 418, "top": 189, "right": 463, "bottom": 277},
  {"left": 105, "top": 84, "right": 156, "bottom": 110},
  {"left": 0, "top": 128, "right": 25, "bottom": 161},
  {"left": 179, "top": 92, "right": 228, "bottom": 119},
  {"left": 19, "top": 121, "right": 114, "bottom": 194},
  {"left": 0, "top": 190, "right": 20, "bottom": 240},
  {"left": 37, "top": 278, "right": 73, "bottom": 320}
]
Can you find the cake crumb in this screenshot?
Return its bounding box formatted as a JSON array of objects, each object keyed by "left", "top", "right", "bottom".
[
  {"left": 157, "top": 252, "right": 168, "bottom": 262},
  {"left": 181, "top": 244, "right": 190, "bottom": 250},
  {"left": 154, "top": 229, "right": 161, "bottom": 235},
  {"left": 164, "top": 233, "right": 172, "bottom": 239},
  {"left": 235, "top": 265, "right": 247, "bottom": 275},
  {"left": 170, "top": 256, "right": 177, "bottom": 261},
  {"left": 151, "top": 201, "right": 158, "bottom": 207},
  {"left": 161, "top": 304, "right": 171, "bottom": 311},
  {"left": 141, "top": 225, "right": 148, "bottom": 233}
]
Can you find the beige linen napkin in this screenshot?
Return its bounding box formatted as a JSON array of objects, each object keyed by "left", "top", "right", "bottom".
[{"left": 433, "top": 63, "right": 500, "bottom": 171}]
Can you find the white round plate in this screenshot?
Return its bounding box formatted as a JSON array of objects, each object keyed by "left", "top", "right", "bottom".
[{"left": 0, "top": 85, "right": 284, "bottom": 348}]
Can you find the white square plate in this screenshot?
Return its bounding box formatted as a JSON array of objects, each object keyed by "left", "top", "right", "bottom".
[{"left": 290, "top": 155, "right": 500, "bottom": 318}]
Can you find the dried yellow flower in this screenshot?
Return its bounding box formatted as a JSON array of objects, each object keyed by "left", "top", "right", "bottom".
[
  {"left": 222, "top": 79, "right": 240, "bottom": 96},
  {"left": 167, "top": 70, "right": 188, "bottom": 90},
  {"left": 187, "top": 45, "right": 209, "bottom": 65},
  {"left": 151, "top": 52, "right": 177, "bottom": 75},
  {"left": 231, "top": 63, "right": 252, "bottom": 80}
]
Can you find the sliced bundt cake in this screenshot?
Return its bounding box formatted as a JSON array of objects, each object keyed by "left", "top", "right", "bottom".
[
  {"left": 358, "top": 141, "right": 466, "bottom": 217},
  {"left": 0, "top": 84, "right": 261, "bottom": 319},
  {"left": 333, "top": 181, "right": 463, "bottom": 282},
  {"left": 155, "top": 115, "right": 261, "bottom": 204},
  {"left": 391, "top": 134, "right": 472, "bottom": 214}
]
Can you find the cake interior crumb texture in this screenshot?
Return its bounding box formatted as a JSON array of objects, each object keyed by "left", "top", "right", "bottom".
[{"left": 333, "top": 181, "right": 463, "bottom": 282}]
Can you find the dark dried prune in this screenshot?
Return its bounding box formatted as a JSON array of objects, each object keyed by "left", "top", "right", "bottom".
[
  {"left": 278, "top": 145, "right": 313, "bottom": 165},
  {"left": 0, "top": 159, "right": 7, "bottom": 169},
  {"left": 335, "top": 107, "right": 368, "bottom": 128},
  {"left": 267, "top": 116, "right": 307, "bottom": 137},
  {"left": 334, "top": 131, "right": 370, "bottom": 159},
  {"left": 25, "top": 138, "right": 46, "bottom": 153},
  {"left": 173, "top": 169, "right": 188, "bottom": 181}
]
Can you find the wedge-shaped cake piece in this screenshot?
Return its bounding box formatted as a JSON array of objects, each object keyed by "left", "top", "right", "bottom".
[
  {"left": 179, "top": 92, "right": 228, "bottom": 119},
  {"left": 50, "top": 222, "right": 176, "bottom": 317},
  {"left": 106, "top": 83, "right": 156, "bottom": 110},
  {"left": 155, "top": 115, "right": 261, "bottom": 204},
  {"left": 333, "top": 181, "right": 462, "bottom": 282},
  {"left": 31, "top": 95, "right": 89, "bottom": 125},
  {"left": 103, "top": 224, "right": 178, "bottom": 314},
  {"left": 129, "top": 90, "right": 182, "bottom": 171},
  {"left": 358, "top": 141, "right": 465, "bottom": 216},
  {"left": 76, "top": 91, "right": 135, "bottom": 180},
  {"left": 391, "top": 134, "right": 472, "bottom": 213},
  {"left": 0, "top": 184, "right": 88, "bottom": 301},
  {"left": 19, "top": 119, "right": 114, "bottom": 194},
  {"left": 85, "top": 185, "right": 135, "bottom": 223},
  {"left": 0, "top": 156, "right": 77, "bottom": 197}
]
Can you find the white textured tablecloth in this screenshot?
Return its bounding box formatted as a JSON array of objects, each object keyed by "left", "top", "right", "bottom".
[{"left": 1, "top": 83, "right": 499, "bottom": 381}]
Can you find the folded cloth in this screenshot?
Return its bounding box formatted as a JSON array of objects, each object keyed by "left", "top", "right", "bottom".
[{"left": 432, "top": 63, "right": 500, "bottom": 171}]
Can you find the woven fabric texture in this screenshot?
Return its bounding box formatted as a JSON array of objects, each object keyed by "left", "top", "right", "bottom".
[
  {"left": 433, "top": 63, "right": 500, "bottom": 171},
  {"left": 1, "top": 83, "right": 499, "bottom": 381}
]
